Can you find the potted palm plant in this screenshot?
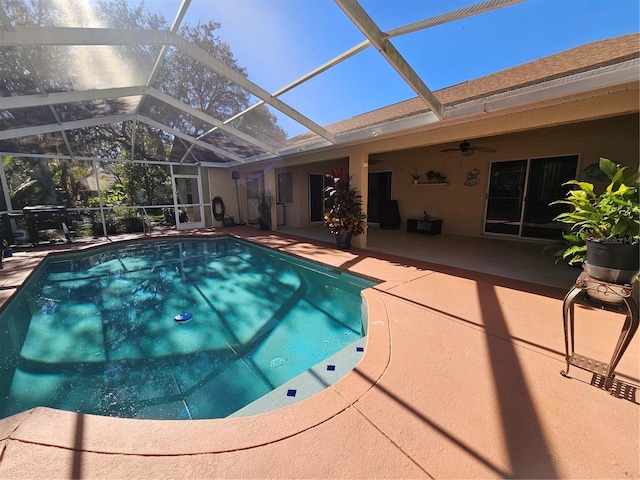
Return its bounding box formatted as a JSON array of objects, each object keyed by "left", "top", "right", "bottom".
[
  {"left": 323, "top": 166, "right": 367, "bottom": 249},
  {"left": 552, "top": 157, "right": 639, "bottom": 285}
]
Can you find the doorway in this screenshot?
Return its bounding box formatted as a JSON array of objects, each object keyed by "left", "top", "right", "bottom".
[
  {"left": 172, "top": 167, "right": 205, "bottom": 230},
  {"left": 484, "top": 155, "right": 579, "bottom": 239},
  {"left": 309, "top": 173, "right": 329, "bottom": 223},
  {"left": 367, "top": 171, "right": 392, "bottom": 224},
  {"left": 310, "top": 170, "right": 393, "bottom": 224}
]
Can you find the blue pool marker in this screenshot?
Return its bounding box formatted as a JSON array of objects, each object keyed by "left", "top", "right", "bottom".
[{"left": 174, "top": 312, "right": 193, "bottom": 323}]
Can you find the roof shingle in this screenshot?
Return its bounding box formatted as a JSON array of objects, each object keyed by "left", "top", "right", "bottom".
[{"left": 287, "top": 33, "right": 639, "bottom": 146}]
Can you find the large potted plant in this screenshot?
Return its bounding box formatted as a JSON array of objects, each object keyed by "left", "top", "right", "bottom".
[
  {"left": 552, "top": 157, "right": 639, "bottom": 285},
  {"left": 323, "top": 166, "right": 367, "bottom": 249},
  {"left": 257, "top": 190, "right": 274, "bottom": 231}
]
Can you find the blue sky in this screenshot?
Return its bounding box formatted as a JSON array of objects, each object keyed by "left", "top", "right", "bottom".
[{"left": 153, "top": 0, "right": 639, "bottom": 138}]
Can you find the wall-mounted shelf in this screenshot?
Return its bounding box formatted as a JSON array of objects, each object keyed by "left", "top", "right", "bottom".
[{"left": 411, "top": 182, "right": 448, "bottom": 187}]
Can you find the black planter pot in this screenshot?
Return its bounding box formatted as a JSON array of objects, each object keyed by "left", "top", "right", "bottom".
[
  {"left": 335, "top": 230, "right": 353, "bottom": 250},
  {"left": 585, "top": 238, "right": 640, "bottom": 284}
]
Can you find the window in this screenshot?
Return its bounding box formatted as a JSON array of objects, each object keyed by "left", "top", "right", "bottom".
[{"left": 277, "top": 172, "right": 293, "bottom": 203}]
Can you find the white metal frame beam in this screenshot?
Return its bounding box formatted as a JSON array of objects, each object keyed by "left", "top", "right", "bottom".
[
  {"left": 0, "top": 112, "right": 243, "bottom": 163},
  {"left": 0, "top": 26, "right": 171, "bottom": 46},
  {"left": 332, "top": 0, "right": 525, "bottom": 122},
  {"left": 387, "top": 0, "right": 526, "bottom": 37},
  {"left": 1, "top": 86, "right": 146, "bottom": 109},
  {"left": 334, "top": 0, "right": 444, "bottom": 120},
  {"left": 1, "top": 86, "right": 278, "bottom": 157}
]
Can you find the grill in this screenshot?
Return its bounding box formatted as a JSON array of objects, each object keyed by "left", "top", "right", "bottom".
[{"left": 23, "top": 206, "right": 71, "bottom": 246}]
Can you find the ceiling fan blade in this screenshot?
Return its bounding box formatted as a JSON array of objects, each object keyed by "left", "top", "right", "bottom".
[
  {"left": 440, "top": 140, "right": 496, "bottom": 154},
  {"left": 472, "top": 146, "right": 497, "bottom": 153}
]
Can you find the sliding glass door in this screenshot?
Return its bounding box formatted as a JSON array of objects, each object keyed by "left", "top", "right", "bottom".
[
  {"left": 309, "top": 173, "right": 327, "bottom": 223},
  {"left": 485, "top": 160, "right": 527, "bottom": 236},
  {"left": 521, "top": 156, "right": 579, "bottom": 239},
  {"left": 484, "top": 155, "right": 578, "bottom": 239}
]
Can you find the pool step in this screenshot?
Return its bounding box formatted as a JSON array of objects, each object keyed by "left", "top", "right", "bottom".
[{"left": 228, "top": 337, "right": 367, "bottom": 417}]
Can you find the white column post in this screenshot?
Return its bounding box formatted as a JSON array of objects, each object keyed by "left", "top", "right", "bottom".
[
  {"left": 264, "top": 167, "right": 277, "bottom": 230},
  {"left": 349, "top": 152, "right": 368, "bottom": 249},
  {"left": 93, "top": 160, "right": 108, "bottom": 238}
]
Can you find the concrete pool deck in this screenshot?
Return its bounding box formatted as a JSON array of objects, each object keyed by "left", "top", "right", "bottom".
[{"left": 0, "top": 227, "right": 638, "bottom": 478}]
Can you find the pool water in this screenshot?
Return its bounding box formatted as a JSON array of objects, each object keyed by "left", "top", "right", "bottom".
[{"left": 0, "top": 238, "right": 374, "bottom": 420}]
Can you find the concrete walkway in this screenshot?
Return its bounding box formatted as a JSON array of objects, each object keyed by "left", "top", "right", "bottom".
[{"left": 0, "top": 228, "right": 637, "bottom": 478}]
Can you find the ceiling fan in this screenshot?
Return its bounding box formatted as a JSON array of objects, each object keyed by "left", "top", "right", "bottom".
[{"left": 440, "top": 140, "right": 497, "bottom": 156}]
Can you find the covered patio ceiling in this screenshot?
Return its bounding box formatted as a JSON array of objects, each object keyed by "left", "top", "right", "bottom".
[{"left": 0, "top": 0, "right": 637, "bottom": 169}]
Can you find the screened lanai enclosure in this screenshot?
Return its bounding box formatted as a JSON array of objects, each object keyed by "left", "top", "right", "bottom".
[
  {"left": 0, "top": 0, "right": 548, "bottom": 244},
  {"left": 1, "top": 0, "right": 637, "bottom": 247}
]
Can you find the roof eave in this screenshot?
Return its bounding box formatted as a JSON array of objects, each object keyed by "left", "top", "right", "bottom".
[{"left": 276, "top": 58, "right": 639, "bottom": 159}]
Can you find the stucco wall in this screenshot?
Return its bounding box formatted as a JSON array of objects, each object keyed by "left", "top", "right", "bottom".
[
  {"left": 269, "top": 159, "right": 348, "bottom": 228},
  {"left": 204, "top": 111, "right": 638, "bottom": 237},
  {"left": 274, "top": 114, "right": 639, "bottom": 237},
  {"left": 208, "top": 169, "right": 242, "bottom": 227},
  {"left": 387, "top": 115, "right": 638, "bottom": 236}
]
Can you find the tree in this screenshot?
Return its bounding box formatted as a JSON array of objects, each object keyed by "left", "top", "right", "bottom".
[
  {"left": 92, "top": 0, "right": 288, "bottom": 161},
  {"left": 109, "top": 162, "right": 172, "bottom": 206},
  {"left": 1, "top": 0, "right": 287, "bottom": 210}
]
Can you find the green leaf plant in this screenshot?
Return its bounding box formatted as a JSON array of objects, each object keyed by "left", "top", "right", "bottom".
[
  {"left": 323, "top": 166, "right": 367, "bottom": 235},
  {"left": 551, "top": 157, "right": 640, "bottom": 265}
]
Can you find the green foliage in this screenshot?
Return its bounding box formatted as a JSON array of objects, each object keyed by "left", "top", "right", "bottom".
[
  {"left": 551, "top": 157, "right": 640, "bottom": 265},
  {"left": 88, "top": 183, "right": 126, "bottom": 208},
  {"left": 89, "top": 208, "right": 144, "bottom": 235},
  {"left": 257, "top": 190, "right": 274, "bottom": 228},
  {"left": 4, "top": 157, "right": 90, "bottom": 209},
  {"left": 109, "top": 163, "right": 172, "bottom": 206},
  {"left": 323, "top": 166, "right": 367, "bottom": 236}
]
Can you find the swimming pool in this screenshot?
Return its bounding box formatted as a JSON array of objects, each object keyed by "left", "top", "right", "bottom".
[{"left": 0, "top": 238, "right": 374, "bottom": 420}]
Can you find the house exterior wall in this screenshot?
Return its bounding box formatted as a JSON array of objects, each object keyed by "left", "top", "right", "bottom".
[
  {"left": 385, "top": 115, "right": 638, "bottom": 236},
  {"left": 206, "top": 84, "right": 638, "bottom": 241},
  {"left": 273, "top": 114, "right": 639, "bottom": 239},
  {"left": 207, "top": 169, "right": 242, "bottom": 227}
]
